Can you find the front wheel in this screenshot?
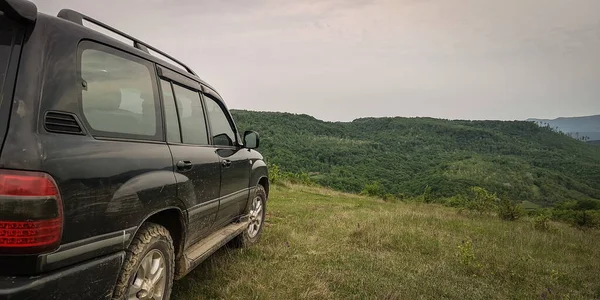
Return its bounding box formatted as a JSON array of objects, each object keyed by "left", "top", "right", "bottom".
[{"left": 231, "top": 185, "right": 267, "bottom": 247}]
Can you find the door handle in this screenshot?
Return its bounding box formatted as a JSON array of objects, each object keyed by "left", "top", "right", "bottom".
[
  {"left": 176, "top": 160, "right": 193, "bottom": 171},
  {"left": 222, "top": 159, "right": 232, "bottom": 168}
]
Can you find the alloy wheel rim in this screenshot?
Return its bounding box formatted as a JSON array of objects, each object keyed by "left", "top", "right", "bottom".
[
  {"left": 248, "top": 196, "right": 263, "bottom": 238},
  {"left": 127, "top": 249, "right": 167, "bottom": 300}
]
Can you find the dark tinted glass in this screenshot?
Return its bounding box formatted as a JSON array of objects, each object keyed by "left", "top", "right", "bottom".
[
  {"left": 204, "top": 96, "right": 236, "bottom": 146},
  {"left": 160, "top": 80, "right": 181, "bottom": 143},
  {"left": 172, "top": 84, "right": 208, "bottom": 145},
  {"left": 81, "top": 48, "right": 157, "bottom": 137}
]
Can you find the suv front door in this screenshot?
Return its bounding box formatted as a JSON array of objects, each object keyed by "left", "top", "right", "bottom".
[{"left": 203, "top": 94, "right": 251, "bottom": 227}]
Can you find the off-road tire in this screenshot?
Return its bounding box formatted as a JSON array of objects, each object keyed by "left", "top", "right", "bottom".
[
  {"left": 230, "top": 185, "right": 267, "bottom": 248},
  {"left": 112, "top": 222, "right": 175, "bottom": 300}
]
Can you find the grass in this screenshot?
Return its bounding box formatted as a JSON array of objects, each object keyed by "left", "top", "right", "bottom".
[{"left": 172, "top": 184, "right": 600, "bottom": 300}]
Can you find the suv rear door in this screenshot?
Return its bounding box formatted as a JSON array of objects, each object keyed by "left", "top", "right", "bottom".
[
  {"left": 0, "top": 13, "right": 25, "bottom": 152},
  {"left": 159, "top": 78, "right": 221, "bottom": 247}
]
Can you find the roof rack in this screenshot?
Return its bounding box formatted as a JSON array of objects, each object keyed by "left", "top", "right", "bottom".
[{"left": 57, "top": 8, "right": 197, "bottom": 76}]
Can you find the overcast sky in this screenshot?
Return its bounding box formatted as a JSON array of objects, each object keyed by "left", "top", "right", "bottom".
[{"left": 33, "top": 0, "right": 600, "bottom": 121}]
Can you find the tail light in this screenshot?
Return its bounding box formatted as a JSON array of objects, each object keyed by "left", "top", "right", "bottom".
[{"left": 0, "top": 170, "right": 63, "bottom": 254}]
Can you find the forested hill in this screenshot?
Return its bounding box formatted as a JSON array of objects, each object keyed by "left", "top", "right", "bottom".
[{"left": 231, "top": 110, "right": 600, "bottom": 206}]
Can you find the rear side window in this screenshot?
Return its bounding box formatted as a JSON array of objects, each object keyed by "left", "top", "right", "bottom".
[
  {"left": 80, "top": 44, "right": 161, "bottom": 140},
  {"left": 172, "top": 84, "right": 209, "bottom": 145}
]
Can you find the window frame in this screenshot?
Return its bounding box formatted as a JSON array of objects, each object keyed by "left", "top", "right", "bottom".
[
  {"left": 158, "top": 79, "right": 182, "bottom": 144},
  {"left": 201, "top": 93, "right": 240, "bottom": 148},
  {"left": 158, "top": 77, "right": 212, "bottom": 146},
  {"left": 76, "top": 40, "right": 164, "bottom": 142}
]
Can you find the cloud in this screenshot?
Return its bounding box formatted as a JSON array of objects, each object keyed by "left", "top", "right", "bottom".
[{"left": 31, "top": 0, "right": 600, "bottom": 121}]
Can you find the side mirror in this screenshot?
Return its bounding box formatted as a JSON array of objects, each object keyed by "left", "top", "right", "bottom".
[{"left": 243, "top": 131, "right": 260, "bottom": 149}]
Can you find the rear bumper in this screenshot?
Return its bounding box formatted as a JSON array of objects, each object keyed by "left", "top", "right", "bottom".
[{"left": 0, "top": 251, "right": 124, "bottom": 300}]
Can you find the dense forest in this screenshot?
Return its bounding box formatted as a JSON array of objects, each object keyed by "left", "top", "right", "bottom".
[{"left": 232, "top": 110, "right": 600, "bottom": 206}]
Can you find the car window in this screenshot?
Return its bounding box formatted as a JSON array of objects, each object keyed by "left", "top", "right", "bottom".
[
  {"left": 172, "top": 84, "right": 208, "bottom": 145},
  {"left": 81, "top": 48, "right": 158, "bottom": 138},
  {"left": 204, "top": 96, "right": 236, "bottom": 146},
  {"left": 0, "top": 15, "right": 17, "bottom": 107},
  {"left": 160, "top": 80, "right": 181, "bottom": 143}
]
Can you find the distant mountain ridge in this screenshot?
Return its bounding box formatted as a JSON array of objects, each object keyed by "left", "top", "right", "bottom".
[{"left": 527, "top": 115, "right": 600, "bottom": 141}]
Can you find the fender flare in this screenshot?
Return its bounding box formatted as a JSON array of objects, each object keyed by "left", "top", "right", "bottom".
[
  {"left": 126, "top": 206, "right": 186, "bottom": 250},
  {"left": 250, "top": 159, "right": 269, "bottom": 196}
]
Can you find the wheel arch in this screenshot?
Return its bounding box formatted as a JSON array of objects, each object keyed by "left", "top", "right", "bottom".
[
  {"left": 129, "top": 207, "right": 186, "bottom": 258},
  {"left": 258, "top": 176, "right": 269, "bottom": 198},
  {"left": 250, "top": 159, "right": 269, "bottom": 197}
]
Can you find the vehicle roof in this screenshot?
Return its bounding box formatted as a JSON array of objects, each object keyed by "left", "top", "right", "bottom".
[{"left": 38, "top": 10, "right": 221, "bottom": 98}]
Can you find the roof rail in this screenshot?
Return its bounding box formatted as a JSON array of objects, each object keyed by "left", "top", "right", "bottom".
[{"left": 57, "top": 8, "right": 196, "bottom": 76}]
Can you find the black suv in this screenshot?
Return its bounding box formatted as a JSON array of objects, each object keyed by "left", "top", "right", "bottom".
[{"left": 0, "top": 1, "right": 268, "bottom": 299}]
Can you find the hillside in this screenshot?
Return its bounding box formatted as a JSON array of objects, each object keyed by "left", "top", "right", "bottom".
[
  {"left": 528, "top": 115, "right": 600, "bottom": 141},
  {"left": 231, "top": 110, "right": 600, "bottom": 206},
  {"left": 173, "top": 184, "right": 600, "bottom": 299}
]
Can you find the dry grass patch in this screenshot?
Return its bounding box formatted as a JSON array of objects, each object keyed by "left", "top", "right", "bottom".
[{"left": 173, "top": 185, "right": 600, "bottom": 299}]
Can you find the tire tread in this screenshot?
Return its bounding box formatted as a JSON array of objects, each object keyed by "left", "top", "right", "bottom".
[{"left": 112, "top": 222, "right": 174, "bottom": 300}]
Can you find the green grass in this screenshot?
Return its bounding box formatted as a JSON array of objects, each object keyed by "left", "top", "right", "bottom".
[
  {"left": 521, "top": 200, "right": 542, "bottom": 211},
  {"left": 172, "top": 184, "right": 600, "bottom": 299}
]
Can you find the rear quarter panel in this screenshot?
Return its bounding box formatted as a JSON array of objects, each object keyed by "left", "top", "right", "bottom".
[{"left": 39, "top": 134, "right": 181, "bottom": 244}]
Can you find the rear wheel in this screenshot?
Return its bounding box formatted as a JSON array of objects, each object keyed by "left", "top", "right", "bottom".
[
  {"left": 231, "top": 185, "right": 267, "bottom": 247},
  {"left": 112, "top": 223, "right": 174, "bottom": 300}
]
